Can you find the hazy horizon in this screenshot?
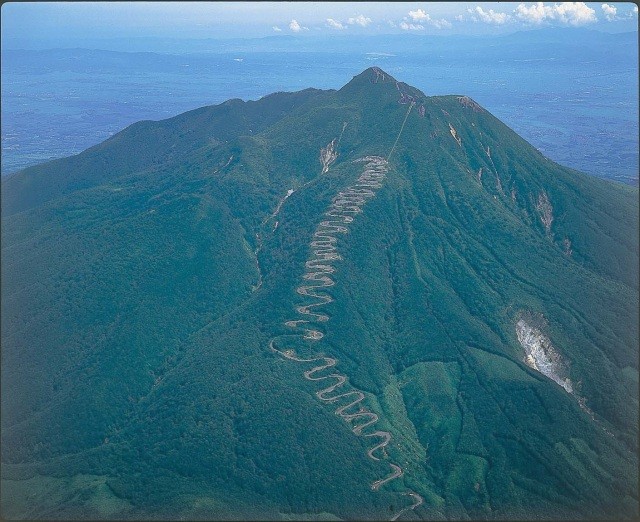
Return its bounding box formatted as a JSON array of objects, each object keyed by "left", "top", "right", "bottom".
[{"left": 2, "top": 1, "right": 638, "bottom": 50}]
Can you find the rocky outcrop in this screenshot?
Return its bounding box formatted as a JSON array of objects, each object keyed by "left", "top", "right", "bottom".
[
  {"left": 320, "top": 139, "right": 338, "bottom": 174},
  {"left": 449, "top": 123, "right": 461, "bottom": 146},
  {"left": 458, "top": 96, "right": 484, "bottom": 112},
  {"left": 516, "top": 318, "right": 573, "bottom": 393},
  {"left": 535, "top": 190, "right": 554, "bottom": 234}
]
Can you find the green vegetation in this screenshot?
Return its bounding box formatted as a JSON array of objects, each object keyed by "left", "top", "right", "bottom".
[{"left": 1, "top": 67, "right": 637, "bottom": 520}]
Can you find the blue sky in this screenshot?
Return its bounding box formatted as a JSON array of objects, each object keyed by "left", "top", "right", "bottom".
[{"left": 2, "top": 1, "right": 638, "bottom": 43}]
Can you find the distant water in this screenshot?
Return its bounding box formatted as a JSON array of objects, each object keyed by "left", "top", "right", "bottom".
[{"left": 2, "top": 35, "right": 638, "bottom": 184}]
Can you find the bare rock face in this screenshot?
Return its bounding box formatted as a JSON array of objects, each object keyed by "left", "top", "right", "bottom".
[
  {"left": 320, "top": 139, "right": 338, "bottom": 174},
  {"left": 449, "top": 123, "right": 461, "bottom": 146},
  {"left": 535, "top": 190, "right": 554, "bottom": 234},
  {"left": 395, "top": 81, "right": 416, "bottom": 105},
  {"left": 457, "top": 96, "right": 484, "bottom": 112},
  {"left": 516, "top": 318, "right": 573, "bottom": 393},
  {"left": 371, "top": 66, "right": 389, "bottom": 83}
]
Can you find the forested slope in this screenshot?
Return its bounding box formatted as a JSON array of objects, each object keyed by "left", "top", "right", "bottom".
[{"left": 2, "top": 67, "right": 637, "bottom": 520}]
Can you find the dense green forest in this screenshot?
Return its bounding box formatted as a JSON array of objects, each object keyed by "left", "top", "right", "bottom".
[{"left": 1, "top": 67, "right": 637, "bottom": 520}]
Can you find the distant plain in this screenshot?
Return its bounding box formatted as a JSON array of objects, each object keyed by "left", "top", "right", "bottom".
[{"left": 1, "top": 30, "right": 638, "bottom": 184}]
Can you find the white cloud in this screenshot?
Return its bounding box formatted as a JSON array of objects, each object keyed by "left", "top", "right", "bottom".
[
  {"left": 515, "top": 2, "right": 549, "bottom": 23},
  {"left": 470, "top": 6, "right": 510, "bottom": 24},
  {"left": 408, "top": 8, "right": 430, "bottom": 21},
  {"left": 347, "top": 14, "right": 372, "bottom": 27},
  {"left": 554, "top": 2, "right": 598, "bottom": 24},
  {"left": 272, "top": 26, "right": 282, "bottom": 32},
  {"left": 289, "top": 19, "right": 308, "bottom": 32},
  {"left": 404, "top": 8, "right": 451, "bottom": 29},
  {"left": 400, "top": 21, "right": 425, "bottom": 30},
  {"left": 601, "top": 3, "right": 617, "bottom": 21},
  {"left": 326, "top": 18, "right": 346, "bottom": 29},
  {"left": 387, "top": 20, "right": 397, "bottom": 27},
  {"left": 454, "top": 14, "right": 465, "bottom": 22},
  {"left": 431, "top": 18, "right": 452, "bottom": 29},
  {"left": 514, "top": 2, "right": 597, "bottom": 26}
]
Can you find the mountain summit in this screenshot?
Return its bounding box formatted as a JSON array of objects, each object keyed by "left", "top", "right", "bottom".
[
  {"left": 2, "top": 69, "right": 638, "bottom": 520},
  {"left": 346, "top": 66, "right": 399, "bottom": 85}
]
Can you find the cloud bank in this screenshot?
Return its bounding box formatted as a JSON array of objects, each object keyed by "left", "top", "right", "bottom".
[
  {"left": 270, "top": 2, "right": 636, "bottom": 35},
  {"left": 514, "top": 2, "right": 597, "bottom": 26}
]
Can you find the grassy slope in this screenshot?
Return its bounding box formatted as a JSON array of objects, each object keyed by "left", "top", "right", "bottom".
[{"left": 1, "top": 68, "right": 637, "bottom": 519}]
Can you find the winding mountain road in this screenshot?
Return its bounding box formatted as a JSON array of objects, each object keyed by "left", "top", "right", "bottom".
[{"left": 269, "top": 103, "right": 423, "bottom": 520}]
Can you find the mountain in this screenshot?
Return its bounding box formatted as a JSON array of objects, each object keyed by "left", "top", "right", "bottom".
[{"left": 1, "top": 67, "right": 638, "bottom": 520}]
